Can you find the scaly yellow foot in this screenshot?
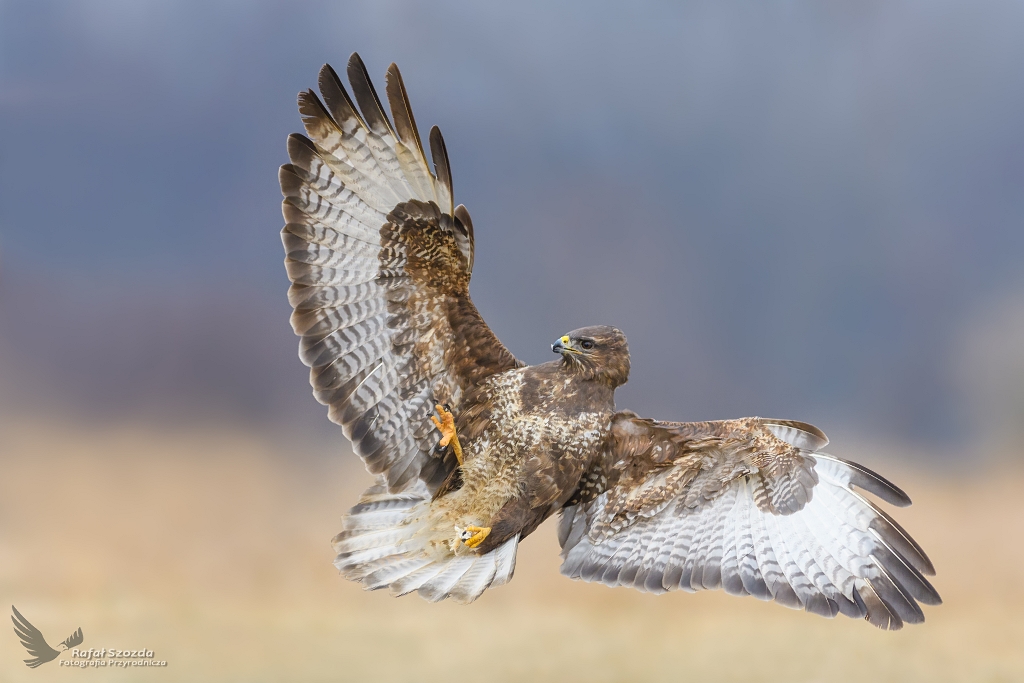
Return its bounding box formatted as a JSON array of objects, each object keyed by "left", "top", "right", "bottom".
[
  {"left": 430, "top": 403, "right": 463, "bottom": 465},
  {"left": 458, "top": 525, "right": 491, "bottom": 549}
]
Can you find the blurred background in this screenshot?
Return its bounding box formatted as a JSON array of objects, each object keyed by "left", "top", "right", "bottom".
[{"left": 1, "top": 1, "right": 1022, "bottom": 681}]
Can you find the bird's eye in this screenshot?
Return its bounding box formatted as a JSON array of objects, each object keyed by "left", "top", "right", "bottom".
[{"left": 581, "top": 340, "right": 595, "bottom": 350}]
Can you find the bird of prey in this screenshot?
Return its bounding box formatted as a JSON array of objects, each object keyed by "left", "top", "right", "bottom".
[
  {"left": 11, "top": 606, "right": 83, "bottom": 668},
  {"left": 279, "top": 54, "right": 940, "bottom": 628}
]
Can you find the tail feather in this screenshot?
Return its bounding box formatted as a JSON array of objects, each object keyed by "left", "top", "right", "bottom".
[
  {"left": 333, "top": 479, "right": 519, "bottom": 603},
  {"left": 418, "top": 556, "right": 477, "bottom": 603},
  {"left": 390, "top": 562, "right": 449, "bottom": 597},
  {"left": 340, "top": 507, "right": 418, "bottom": 532},
  {"left": 335, "top": 543, "right": 415, "bottom": 573},
  {"left": 449, "top": 553, "right": 498, "bottom": 604},
  {"left": 364, "top": 556, "right": 433, "bottom": 590},
  {"left": 334, "top": 526, "right": 414, "bottom": 554},
  {"left": 491, "top": 532, "right": 520, "bottom": 587}
]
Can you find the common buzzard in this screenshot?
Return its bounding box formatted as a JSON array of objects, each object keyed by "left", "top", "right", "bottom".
[{"left": 279, "top": 54, "right": 939, "bottom": 629}]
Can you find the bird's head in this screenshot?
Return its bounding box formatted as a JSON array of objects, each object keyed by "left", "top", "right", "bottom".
[{"left": 551, "top": 325, "right": 630, "bottom": 387}]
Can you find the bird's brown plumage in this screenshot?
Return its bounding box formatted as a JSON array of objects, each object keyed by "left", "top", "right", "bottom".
[{"left": 279, "top": 54, "right": 940, "bottom": 622}]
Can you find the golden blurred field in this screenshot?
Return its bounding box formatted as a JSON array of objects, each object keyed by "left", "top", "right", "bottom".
[{"left": 2, "top": 417, "right": 1022, "bottom": 682}]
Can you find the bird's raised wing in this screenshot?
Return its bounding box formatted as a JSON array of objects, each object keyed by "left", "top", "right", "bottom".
[
  {"left": 11, "top": 606, "right": 61, "bottom": 668},
  {"left": 558, "top": 413, "right": 940, "bottom": 630},
  {"left": 281, "top": 55, "right": 520, "bottom": 492}
]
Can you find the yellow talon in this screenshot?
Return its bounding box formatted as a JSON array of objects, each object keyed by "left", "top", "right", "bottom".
[
  {"left": 460, "top": 525, "right": 491, "bottom": 549},
  {"left": 431, "top": 403, "right": 463, "bottom": 465}
]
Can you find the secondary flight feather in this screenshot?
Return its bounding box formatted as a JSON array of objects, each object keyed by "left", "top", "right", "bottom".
[{"left": 279, "top": 53, "right": 939, "bottom": 628}]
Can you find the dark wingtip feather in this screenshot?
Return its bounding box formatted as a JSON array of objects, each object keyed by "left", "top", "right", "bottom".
[
  {"left": 824, "top": 454, "right": 913, "bottom": 507},
  {"left": 296, "top": 89, "right": 344, "bottom": 150},
  {"left": 286, "top": 132, "right": 319, "bottom": 168},
  {"left": 804, "top": 593, "right": 840, "bottom": 618},
  {"left": 867, "top": 504, "right": 937, "bottom": 576},
  {"left": 385, "top": 63, "right": 426, "bottom": 161},
  {"left": 318, "top": 62, "right": 364, "bottom": 129},
  {"left": 429, "top": 126, "right": 453, "bottom": 204},
  {"left": 873, "top": 541, "right": 943, "bottom": 606},
  {"left": 454, "top": 204, "right": 474, "bottom": 273},
  {"left": 347, "top": 52, "right": 395, "bottom": 136},
  {"left": 278, "top": 164, "right": 304, "bottom": 197},
  {"left": 771, "top": 582, "right": 803, "bottom": 609},
  {"left": 870, "top": 565, "right": 925, "bottom": 625},
  {"left": 855, "top": 584, "right": 903, "bottom": 630}
]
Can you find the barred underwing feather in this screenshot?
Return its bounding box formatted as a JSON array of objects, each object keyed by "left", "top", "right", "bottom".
[
  {"left": 281, "top": 235, "right": 375, "bottom": 272},
  {"left": 285, "top": 132, "right": 395, "bottom": 220},
  {"left": 299, "top": 316, "right": 387, "bottom": 366},
  {"left": 735, "top": 479, "right": 771, "bottom": 600},
  {"left": 286, "top": 283, "right": 378, "bottom": 311},
  {"left": 775, "top": 511, "right": 836, "bottom": 616},
  {"left": 700, "top": 484, "right": 737, "bottom": 590},
  {"left": 718, "top": 482, "right": 747, "bottom": 596},
  {"left": 668, "top": 495, "right": 714, "bottom": 592},
  {"left": 637, "top": 516, "right": 678, "bottom": 592},
  {"left": 282, "top": 194, "right": 381, "bottom": 245},
  {"left": 280, "top": 190, "right": 383, "bottom": 245},
  {"left": 291, "top": 299, "right": 387, "bottom": 337},
  {"left": 762, "top": 506, "right": 815, "bottom": 607},
  {"left": 284, "top": 262, "right": 376, "bottom": 289},
  {"left": 282, "top": 195, "right": 383, "bottom": 248},
  {"left": 794, "top": 502, "right": 863, "bottom": 617},
  {"left": 604, "top": 523, "right": 646, "bottom": 585},
  {"left": 750, "top": 491, "right": 798, "bottom": 606},
  {"left": 282, "top": 226, "right": 378, "bottom": 265}
]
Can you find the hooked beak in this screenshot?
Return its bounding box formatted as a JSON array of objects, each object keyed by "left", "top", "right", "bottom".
[{"left": 551, "top": 335, "right": 574, "bottom": 355}]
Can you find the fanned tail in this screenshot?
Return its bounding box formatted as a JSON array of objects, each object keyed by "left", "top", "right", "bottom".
[{"left": 332, "top": 479, "right": 519, "bottom": 604}]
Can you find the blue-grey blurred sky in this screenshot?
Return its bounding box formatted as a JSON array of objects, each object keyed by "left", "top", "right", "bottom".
[{"left": 1, "top": 1, "right": 1023, "bottom": 448}]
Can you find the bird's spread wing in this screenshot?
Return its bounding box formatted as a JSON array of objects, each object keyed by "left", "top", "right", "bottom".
[
  {"left": 558, "top": 413, "right": 940, "bottom": 629},
  {"left": 11, "top": 606, "right": 61, "bottom": 668},
  {"left": 281, "top": 55, "right": 520, "bottom": 492}
]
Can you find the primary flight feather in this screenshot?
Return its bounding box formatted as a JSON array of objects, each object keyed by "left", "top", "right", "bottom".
[{"left": 279, "top": 54, "right": 939, "bottom": 627}]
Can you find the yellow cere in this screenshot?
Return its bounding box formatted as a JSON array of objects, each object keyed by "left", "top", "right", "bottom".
[{"left": 561, "top": 336, "right": 570, "bottom": 344}]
